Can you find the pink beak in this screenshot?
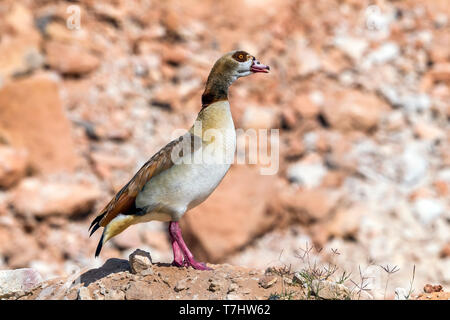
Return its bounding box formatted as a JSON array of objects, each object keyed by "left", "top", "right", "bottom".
[{"left": 251, "top": 59, "right": 270, "bottom": 73}]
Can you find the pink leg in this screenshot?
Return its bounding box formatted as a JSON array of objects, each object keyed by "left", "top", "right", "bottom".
[
  {"left": 170, "top": 233, "right": 184, "bottom": 267},
  {"left": 169, "top": 221, "right": 212, "bottom": 270}
]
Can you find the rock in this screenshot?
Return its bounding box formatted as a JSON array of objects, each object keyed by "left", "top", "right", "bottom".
[
  {"left": 429, "top": 63, "right": 450, "bottom": 83},
  {"left": 129, "top": 249, "right": 153, "bottom": 276},
  {"left": 399, "top": 144, "right": 428, "bottom": 185},
  {"left": 258, "top": 275, "right": 277, "bottom": 289},
  {"left": 433, "top": 180, "right": 449, "bottom": 197},
  {"left": 174, "top": 278, "right": 188, "bottom": 292},
  {"left": 412, "top": 198, "right": 445, "bottom": 225},
  {"left": 279, "top": 189, "right": 340, "bottom": 223},
  {"left": 104, "top": 289, "right": 126, "bottom": 300},
  {"left": 326, "top": 205, "right": 364, "bottom": 238},
  {"left": 413, "top": 122, "right": 445, "bottom": 142},
  {"left": 0, "top": 146, "right": 27, "bottom": 188},
  {"left": 293, "top": 93, "right": 321, "bottom": 119},
  {"left": 208, "top": 278, "right": 223, "bottom": 292},
  {"left": 383, "top": 110, "right": 406, "bottom": 131},
  {"left": 11, "top": 178, "right": 101, "bottom": 218},
  {"left": 77, "top": 287, "right": 92, "bottom": 300},
  {"left": 227, "top": 282, "right": 239, "bottom": 293},
  {"left": 287, "top": 157, "right": 327, "bottom": 189},
  {"left": 113, "top": 230, "right": 143, "bottom": 250},
  {"left": 311, "top": 280, "right": 352, "bottom": 300},
  {"left": 0, "top": 225, "right": 41, "bottom": 269},
  {"left": 45, "top": 41, "right": 100, "bottom": 75},
  {"left": 429, "top": 30, "right": 450, "bottom": 63},
  {"left": 320, "top": 170, "right": 346, "bottom": 188},
  {"left": 0, "top": 268, "right": 42, "bottom": 299},
  {"left": 0, "top": 74, "right": 79, "bottom": 174},
  {"left": 311, "top": 279, "right": 375, "bottom": 300},
  {"left": 0, "top": 37, "right": 43, "bottom": 79},
  {"left": 4, "top": 3, "right": 35, "bottom": 34},
  {"left": 322, "top": 89, "right": 389, "bottom": 132},
  {"left": 440, "top": 243, "right": 450, "bottom": 258},
  {"left": 241, "top": 106, "right": 279, "bottom": 130},
  {"left": 417, "top": 291, "right": 450, "bottom": 300},
  {"left": 379, "top": 87, "right": 431, "bottom": 113},
  {"left": 334, "top": 36, "right": 368, "bottom": 62},
  {"left": 362, "top": 42, "right": 400, "bottom": 68},
  {"left": 181, "top": 166, "right": 279, "bottom": 262},
  {"left": 424, "top": 284, "right": 443, "bottom": 293},
  {"left": 296, "top": 47, "right": 321, "bottom": 76},
  {"left": 0, "top": 4, "right": 43, "bottom": 79},
  {"left": 125, "top": 281, "right": 153, "bottom": 300}
]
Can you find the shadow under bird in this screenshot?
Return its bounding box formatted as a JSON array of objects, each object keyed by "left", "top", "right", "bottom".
[{"left": 89, "top": 51, "right": 270, "bottom": 270}]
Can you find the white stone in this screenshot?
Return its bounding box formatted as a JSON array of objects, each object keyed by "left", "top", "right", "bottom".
[
  {"left": 334, "top": 36, "right": 368, "bottom": 61},
  {"left": 129, "top": 249, "right": 153, "bottom": 275},
  {"left": 0, "top": 268, "right": 43, "bottom": 298},
  {"left": 362, "top": 42, "right": 399, "bottom": 68},
  {"left": 400, "top": 145, "right": 428, "bottom": 186},
  {"left": 287, "top": 161, "right": 327, "bottom": 189},
  {"left": 413, "top": 198, "right": 445, "bottom": 225}
]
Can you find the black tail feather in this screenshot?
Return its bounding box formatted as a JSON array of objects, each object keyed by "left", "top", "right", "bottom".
[
  {"left": 89, "top": 213, "right": 105, "bottom": 236},
  {"left": 95, "top": 232, "right": 105, "bottom": 258},
  {"left": 89, "top": 223, "right": 101, "bottom": 237},
  {"left": 89, "top": 213, "right": 104, "bottom": 231}
]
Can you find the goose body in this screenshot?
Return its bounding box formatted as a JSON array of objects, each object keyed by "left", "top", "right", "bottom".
[
  {"left": 89, "top": 51, "right": 269, "bottom": 270},
  {"left": 135, "top": 100, "right": 236, "bottom": 221}
]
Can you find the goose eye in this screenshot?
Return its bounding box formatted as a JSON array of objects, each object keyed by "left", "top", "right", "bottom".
[{"left": 232, "top": 51, "right": 249, "bottom": 62}]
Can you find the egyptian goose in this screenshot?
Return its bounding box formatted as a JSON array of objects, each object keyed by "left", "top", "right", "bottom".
[{"left": 89, "top": 51, "right": 270, "bottom": 270}]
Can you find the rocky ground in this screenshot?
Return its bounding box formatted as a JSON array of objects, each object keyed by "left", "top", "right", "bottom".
[
  {"left": 1, "top": 249, "right": 447, "bottom": 300},
  {"left": 0, "top": 0, "right": 449, "bottom": 300}
]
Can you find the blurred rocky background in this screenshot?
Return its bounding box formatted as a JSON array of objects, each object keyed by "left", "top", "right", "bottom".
[{"left": 0, "top": 0, "right": 449, "bottom": 299}]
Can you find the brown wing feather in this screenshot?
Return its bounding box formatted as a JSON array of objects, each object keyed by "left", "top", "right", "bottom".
[{"left": 90, "top": 132, "right": 199, "bottom": 230}]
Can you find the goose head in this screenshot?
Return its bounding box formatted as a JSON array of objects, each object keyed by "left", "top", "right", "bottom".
[
  {"left": 209, "top": 50, "right": 270, "bottom": 83},
  {"left": 201, "top": 50, "right": 270, "bottom": 107}
]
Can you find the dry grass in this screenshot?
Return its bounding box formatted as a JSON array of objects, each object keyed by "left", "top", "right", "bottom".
[{"left": 265, "top": 243, "right": 417, "bottom": 300}]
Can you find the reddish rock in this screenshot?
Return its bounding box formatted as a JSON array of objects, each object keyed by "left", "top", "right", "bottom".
[
  {"left": 11, "top": 178, "right": 101, "bottom": 218},
  {"left": 322, "top": 90, "right": 389, "bottom": 132},
  {"left": 429, "top": 63, "right": 450, "bottom": 83},
  {"left": 0, "top": 146, "right": 27, "bottom": 188},
  {"left": 0, "top": 74, "right": 79, "bottom": 174},
  {"left": 433, "top": 181, "right": 449, "bottom": 197},
  {"left": 279, "top": 189, "right": 340, "bottom": 224},
  {"left": 181, "top": 166, "right": 280, "bottom": 262},
  {"left": 326, "top": 205, "right": 364, "bottom": 238},
  {"left": 240, "top": 106, "right": 279, "bottom": 130},
  {"left": 320, "top": 170, "right": 346, "bottom": 188},
  {"left": 440, "top": 243, "right": 450, "bottom": 259},
  {"left": 414, "top": 121, "right": 445, "bottom": 141},
  {"left": 424, "top": 284, "right": 443, "bottom": 293},
  {"left": 429, "top": 30, "right": 450, "bottom": 63},
  {"left": 126, "top": 280, "right": 153, "bottom": 300},
  {"left": 112, "top": 228, "right": 143, "bottom": 250},
  {"left": 0, "top": 225, "right": 41, "bottom": 268},
  {"left": 0, "top": 3, "right": 43, "bottom": 79},
  {"left": 293, "top": 94, "right": 320, "bottom": 119},
  {"left": 45, "top": 41, "right": 100, "bottom": 75}
]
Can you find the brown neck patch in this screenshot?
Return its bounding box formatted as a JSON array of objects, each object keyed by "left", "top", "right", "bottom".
[
  {"left": 201, "top": 69, "right": 231, "bottom": 109},
  {"left": 201, "top": 88, "right": 228, "bottom": 109}
]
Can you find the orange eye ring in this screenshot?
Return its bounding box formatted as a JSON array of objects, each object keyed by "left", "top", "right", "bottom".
[{"left": 239, "top": 54, "right": 244, "bottom": 59}]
